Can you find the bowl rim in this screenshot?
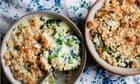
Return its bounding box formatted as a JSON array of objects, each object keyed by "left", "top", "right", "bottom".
[
  {"left": 84, "top": 0, "right": 140, "bottom": 76},
  {"left": 0, "top": 11, "right": 87, "bottom": 84}
]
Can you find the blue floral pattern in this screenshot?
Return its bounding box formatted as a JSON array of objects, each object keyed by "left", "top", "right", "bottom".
[{"left": 1, "top": 0, "right": 140, "bottom": 84}]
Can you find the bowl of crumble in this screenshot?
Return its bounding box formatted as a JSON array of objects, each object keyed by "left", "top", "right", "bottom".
[
  {"left": 85, "top": 0, "right": 140, "bottom": 75},
  {"left": 1, "top": 11, "right": 86, "bottom": 84}
]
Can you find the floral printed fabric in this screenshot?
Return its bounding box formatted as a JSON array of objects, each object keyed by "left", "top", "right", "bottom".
[{"left": 0, "top": 0, "right": 140, "bottom": 84}]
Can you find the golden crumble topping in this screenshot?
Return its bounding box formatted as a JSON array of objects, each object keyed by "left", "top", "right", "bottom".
[{"left": 88, "top": 0, "right": 140, "bottom": 68}]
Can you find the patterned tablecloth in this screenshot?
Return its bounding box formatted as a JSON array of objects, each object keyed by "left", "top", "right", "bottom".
[{"left": 1, "top": 0, "right": 140, "bottom": 84}]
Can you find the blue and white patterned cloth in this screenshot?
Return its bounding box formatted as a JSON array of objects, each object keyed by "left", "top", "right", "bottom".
[{"left": 1, "top": 0, "right": 140, "bottom": 84}]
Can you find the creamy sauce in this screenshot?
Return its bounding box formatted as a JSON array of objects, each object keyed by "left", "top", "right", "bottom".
[{"left": 4, "top": 16, "right": 81, "bottom": 84}]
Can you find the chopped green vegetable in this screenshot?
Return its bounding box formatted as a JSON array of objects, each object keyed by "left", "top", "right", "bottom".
[
  {"left": 47, "top": 73, "right": 56, "bottom": 84},
  {"left": 57, "top": 31, "right": 64, "bottom": 41},
  {"left": 98, "top": 35, "right": 117, "bottom": 53},
  {"left": 103, "top": 46, "right": 117, "bottom": 54},
  {"left": 52, "top": 28, "right": 57, "bottom": 36},
  {"left": 54, "top": 30, "right": 65, "bottom": 44},
  {"left": 99, "top": 35, "right": 105, "bottom": 48},
  {"left": 18, "top": 23, "right": 26, "bottom": 31},
  {"left": 46, "top": 18, "right": 61, "bottom": 28},
  {"left": 72, "top": 36, "right": 80, "bottom": 44},
  {"left": 61, "top": 53, "right": 66, "bottom": 57},
  {"left": 55, "top": 53, "right": 59, "bottom": 57},
  {"left": 48, "top": 55, "right": 55, "bottom": 59},
  {"left": 69, "top": 59, "right": 74, "bottom": 64},
  {"left": 66, "top": 40, "right": 75, "bottom": 46},
  {"left": 100, "top": 38, "right": 104, "bottom": 48},
  {"left": 65, "top": 35, "right": 80, "bottom": 47}
]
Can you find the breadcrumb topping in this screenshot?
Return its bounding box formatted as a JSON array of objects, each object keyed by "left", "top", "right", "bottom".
[{"left": 88, "top": 0, "right": 140, "bottom": 68}]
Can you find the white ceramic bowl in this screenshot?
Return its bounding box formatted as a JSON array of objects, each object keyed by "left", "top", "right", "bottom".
[
  {"left": 85, "top": 0, "right": 140, "bottom": 75},
  {"left": 1, "top": 11, "right": 86, "bottom": 84}
]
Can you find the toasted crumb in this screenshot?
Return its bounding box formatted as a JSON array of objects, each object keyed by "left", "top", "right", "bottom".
[{"left": 87, "top": 21, "right": 97, "bottom": 32}]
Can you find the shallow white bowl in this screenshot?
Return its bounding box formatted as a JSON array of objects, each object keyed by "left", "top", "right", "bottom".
[
  {"left": 1, "top": 11, "right": 86, "bottom": 84},
  {"left": 85, "top": 0, "right": 140, "bottom": 75}
]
